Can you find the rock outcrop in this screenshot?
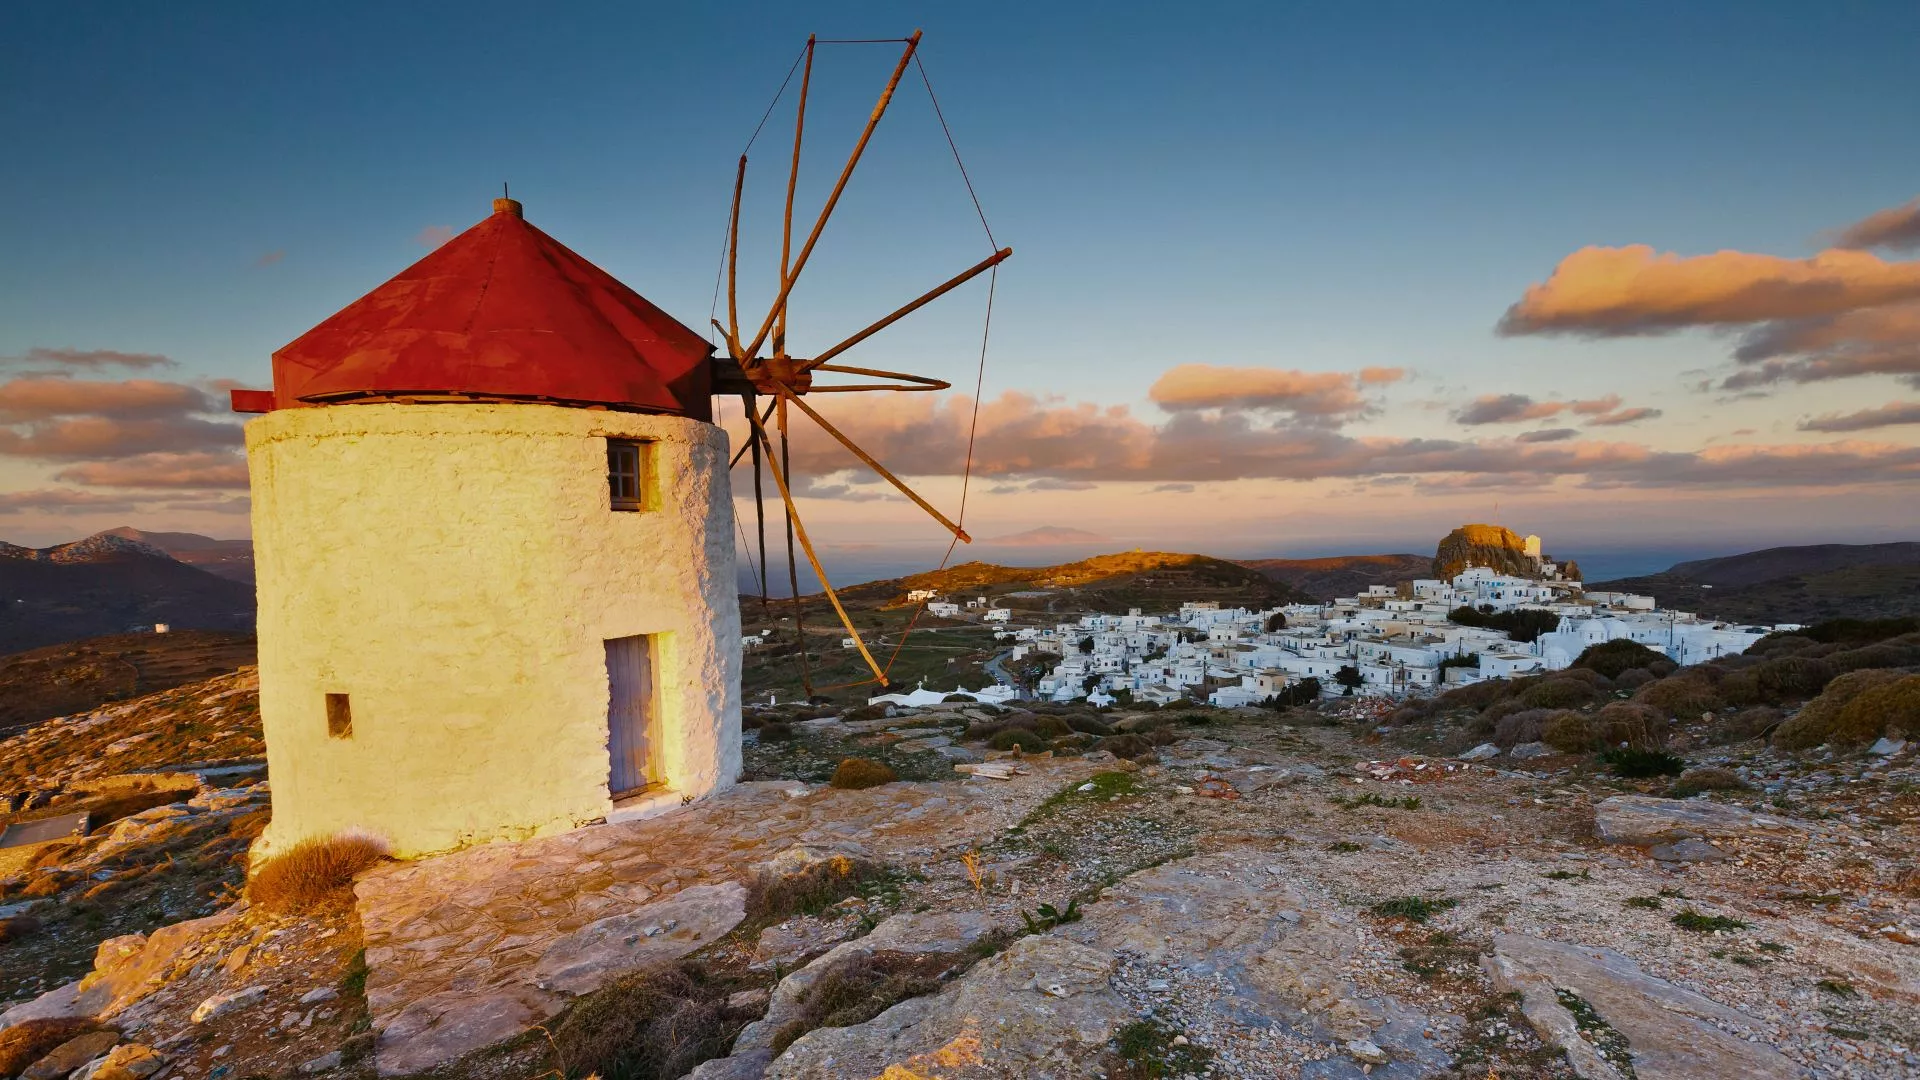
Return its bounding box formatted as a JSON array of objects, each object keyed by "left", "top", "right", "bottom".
[
  {"left": 1591, "top": 795, "right": 1804, "bottom": 847},
  {"left": 1432, "top": 523, "right": 1577, "bottom": 581}
]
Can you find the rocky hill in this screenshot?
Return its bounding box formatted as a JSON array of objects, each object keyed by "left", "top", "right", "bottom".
[
  {"left": 1431, "top": 523, "right": 1579, "bottom": 582},
  {"left": 0, "top": 532, "right": 255, "bottom": 654},
  {"left": 1591, "top": 541, "right": 1920, "bottom": 623},
  {"left": 1236, "top": 553, "right": 1431, "bottom": 601},
  {"left": 0, "top": 631, "right": 256, "bottom": 736},
  {"left": 101, "top": 527, "right": 255, "bottom": 585},
  {"left": 853, "top": 551, "right": 1302, "bottom": 610}
]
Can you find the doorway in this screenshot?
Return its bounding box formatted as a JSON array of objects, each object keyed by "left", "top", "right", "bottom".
[{"left": 605, "top": 634, "right": 658, "bottom": 799}]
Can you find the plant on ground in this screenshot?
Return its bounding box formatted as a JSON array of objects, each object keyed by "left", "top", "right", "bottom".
[
  {"left": 0, "top": 1018, "right": 109, "bottom": 1075},
  {"left": 986, "top": 727, "right": 1048, "bottom": 753},
  {"left": 550, "top": 964, "right": 750, "bottom": 1080},
  {"left": 1031, "top": 715, "right": 1074, "bottom": 739},
  {"left": 828, "top": 757, "right": 898, "bottom": 790},
  {"left": 1331, "top": 792, "right": 1421, "bottom": 810},
  {"left": 744, "top": 854, "right": 892, "bottom": 923},
  {"left": 1624, "top": 896, "right": 1662, "bottom": 909},
  {"left": 1327, "top": 841, "right": 1365, "bottom": 853},
  {"left": 1019, "top": 898, "right": 1083, "bottom": 934},
  {"left": 1065, "top": 714, "right": 1114, "bottom": 736},
  {"left": 1029, "top": 771, "right": 1138, "bottom": 822},
  {"left": 1634, "top": 673, "right": 1723, "bottom": 719},
  {"left": 1572, "top": 638, "right": 1666, "bottom": 679},
  {"left": 1774, "top": 669, "right": 1911, "bottom": 749},
  {"left": 247, "top": 833, "right": 388, "bottom": 914},
  {"left": 1541, "top": 711, "right": 1600, "bottom": 754},
  {"left": 769, "top": 951, "right": 961, "bottom": 1054},
  {"left": 1555, "top": 989, "right": 1638, "bottom": 1078},
  {"left": 1672, "top": 908, "right": 1748, "bottom": 933},
  {"left": 1106, "top": 1018, "right": 1215, "bottom": 1080},
  {"left": 1667, "top": 767, "right": 1750, "bottom": 797},
  {"left": 1368, "top": 895, "right": 1458, "bottom": 923},
  {"left": 1816, "top": 978, "right": 1857, "bottom": 997},
  {"left": 1544, "top": 868, "right": 1591, "bottom": 881},
  {"left": 1518, "top": 677, "right": 1595, "bottom": 710},
  {"left": 1599, "top": 747, "right": 1686, "bottom": 778}
]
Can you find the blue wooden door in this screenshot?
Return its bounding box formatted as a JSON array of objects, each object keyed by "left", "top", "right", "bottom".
[{"left": 605, "top": 635, "right": 656, "bottom": 798}]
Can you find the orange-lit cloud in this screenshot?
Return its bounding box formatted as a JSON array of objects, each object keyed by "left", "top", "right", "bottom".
[
  {"left": 54, "top": 451, "right": 250, "bottom": 489},
  {"left": 1149, "top": 364, "right": 1401, "bottom": 418},
  {"left": 1798, "top": 401, "right": 1920, "bottom": 433},
  {"left": 1499, "top": 244, "right": 1920, "bottom": 336},
  {"left": 1453, "top": 393, "right": 1657, "bottom": 427},
  {"left": 1, "top": 348, "right": 176, "bottom": 372}
]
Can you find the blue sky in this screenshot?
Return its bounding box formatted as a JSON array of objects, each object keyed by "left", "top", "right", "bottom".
[{"left": 3, "top": 1, "right": 1918, "bottom": 562}]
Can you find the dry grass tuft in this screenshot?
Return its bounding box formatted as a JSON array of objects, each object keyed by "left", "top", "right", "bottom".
[
  {"left": 549, "top": 965, "right": 750, "bottom": 1080},
  {"left": 247, "top": 833, "right": 388, "bottom": 914},
  {"left": 770, "top": 951, "right": 958, "bottom": 1054},
  {"left": 744, "top": 854, "right": 888, "bottom": 923},
  {"left": 828, "top": 758, "right": 898, "bottom": 790}
]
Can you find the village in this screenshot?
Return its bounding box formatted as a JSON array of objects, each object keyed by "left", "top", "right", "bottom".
[{"left": 869, "top": 536, "right": 1783, "bottom": 712}]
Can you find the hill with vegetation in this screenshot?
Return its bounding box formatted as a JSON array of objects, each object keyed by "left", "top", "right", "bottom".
[
  {"left": 852, "top": 551, "right": 1300, "bottom": 610},
  {"left": 1235, "top": 553, "right": 1430, "bottom": 601},
  {"left": 1590, "top": 542, "right": 1920, "bottom": 624},
  {"left": 0, "top": 631, "right": 256, "bottom": 736}
]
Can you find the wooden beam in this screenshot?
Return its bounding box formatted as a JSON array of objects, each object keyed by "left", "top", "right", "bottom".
[
  {"left": 740, "top": 31, "right": 921, "bottom": 368},
  {"left": 800, "top": 247, "right": 1012, "bottom": 372},
  {"left": 745, "top": 401, "right": 888, "bottom": 684},
  {"left": 769, "top": 378, "right": 971, "bottom": 543},
  {"left": 775, "top": 36, "right": 815, "bottom": 359},
  {"left": 725, "top": 155, "right": 747, "bottom": 358}
]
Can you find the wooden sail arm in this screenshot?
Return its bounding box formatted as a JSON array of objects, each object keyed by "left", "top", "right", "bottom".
[
  {"left": 767, "top": 377, "right": 971, "bottom": 544},
  {"left": 799, "top": 247, "right": 1012, "bottom": 373},
  {"left": 740, "top": 31, "right": 922, "bottom": 368},
  {"left": 725, "top": 155, "right": 747, "bottom": 358},
  {"left": 743, "top": 405, "right": 888, "bottom": 683}
]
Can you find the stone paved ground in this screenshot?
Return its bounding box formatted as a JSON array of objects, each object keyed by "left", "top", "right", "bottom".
[{"left": 354, "top": 761, "right": 1109, "bottom": 1075}]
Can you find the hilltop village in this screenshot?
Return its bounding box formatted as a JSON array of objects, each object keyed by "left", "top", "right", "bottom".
[{"left": 871, "top": 530, "right": 1781, "bottom": 710}]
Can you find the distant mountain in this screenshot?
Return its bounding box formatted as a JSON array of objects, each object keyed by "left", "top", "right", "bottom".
[
  {"left": 102, "top": 526, "right": 255, "bottom": 584},
  {"left": 981, "top": 526, "right": 1111, "bottom": 546},
  {"left": 1590, "top": 541, "right": 1920, "bottom": 624},
  {"left": 1235, "top": 553, "right": 1431, "bottom": 602},
  {"left": 0, "top": 531, "right": 255, "bottom": 653}
]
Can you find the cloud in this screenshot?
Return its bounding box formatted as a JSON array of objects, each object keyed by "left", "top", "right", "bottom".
[
  {"left": 1499, "top": 244, "right": 1920, "bottom": 336},
  {"left": 0, "top": 417, "right": 243, "bottom": 460},
  {"left": 1454, "top": 393, "right": 1640, "bottom": 426},
  {"left": 54, "top": 451, "right": 250, "bottom": 489},
  {"left": 1025, "top": 478, "right": 1097, "bottom": 491},
  {"left": 1584, "top": 406, "right": 1662, "bottom": 426},
  {"left": 2, "top": 348, "right": 176, "bottom": 372},
  {"left": 0, "top": 375, "right": 244, "bottom": 464},
  {"left": 1516, "top": 427, "right": 1579, "bottom": 443},
  {"left": 254, "top": 249, "right": 286, "bottom": 268},
  {"left": 0, "top": 377, "right": 216, "bottom": 422},
  {"left": 1830, "top": 197, "right": 1920, "bottom": 253},
  {"left": 1719, "top": 300, "right": 1920, "bottom": 390},
  {"left": 1798, "top": 401, "right": 1920, "bottom": 433},
  {"left": 415, "top": 225, "right": 455, "bottom": 249},
  {"left": 1454, "top": 394, "right": 1565, "bottom": 425},
  {"left": 0, "top": 488, "right": 144, "bottom": 515},
  {"left": 1149, "top": 364, "right": 1398, "bottom": 418},
  {"left": 750, "top": 389, "right": 1916, "bottom": 492},
  {"left": 1150, "top": 482, "right": 1196, "bottom": 492}
]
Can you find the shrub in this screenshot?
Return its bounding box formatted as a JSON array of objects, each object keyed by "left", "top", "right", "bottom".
[
  {"left": 1634, "top": 674, "right": 1723, "bottom": 719},
  {"left": 1827, "top": 641, "right": 1920, "bottom": 672},
  {"left": 1541, "top": 712, "right": 1600, "bottom": 754},
  {"left": 829, "top": 758, "right": 897, "bottom": 790},
  {"left": 1066, "top": 715, "right": 1113, "bottom": 737},
  {"left": 1668, "top": 767, "right": 1750, "bottom": 797},
  {"left": 1648, "top": 659, "right": 1678, "bottom": 677},
  {"left": 1572, "top": 639, "right": 1666, "bottom": 679},
  {"left": 770, "top": 951, "right": 963, "bottom": 1054},
  {"left": 1794, "top": 617, "right": 1920, "bottom": 645},
  {"left": 0, "top": 915, "right": 41, "bottom": 944},
  {"left": 842, "top": 704, "right": 889, "bottom": 722},
  {"left": 1599, "top": 748, "right": 1686, "bottom": 778},
  {"left": 0, "top": 1019, "right": 111, "bottom": 1076},
  {"left": 1672, "top": 909, "right": 1747, "bottom": 933},
  {"left": 1367, "top": 896, "right": 1458, "bottom": 923},
  {"left": 1436, "top": 680, "right": 1508, "bottom": 710},
  {"left": 1774, "top": 669, "right": 1910, "bottom": 749},
  {"left": 1748, "top": 656, "right": 1836, "bottom": 703},
  {"left": 1614, "top": 667, "right": 1655, "bottom": 689},
  {"left": 1595, "top": 701, "right": 1664, "bottom": 750},
  {"left": 1090, "top": 734, "right": 1156, "bottom": 759},
  {"left": 1494, "top": 708, "right": 1568, "bottom": 748},
  {"left": 1745, "top": 633, "right": 1814, "bottom": 657},
  {"left": 745, "top": 854, "right": 887, "bottom": 922},
  {"left": 758, "top": 721, "right": 795, "bottom": 741},
  {"left": 1481, "top": 698, "right": 1529, "bottom": 726},
  {"left": 1829, "top": 676, "right": 1920, "bottom": 746},
  {"left": 1705, "top": 706, "right": 1779, "bottom": 746},
  {"left": 550, "top": 965, "right": 747, "bottom": 1080},
  {"left": 1518, "top": 678, "right": 1595, "bottom": 710},
  {"left": 247, "top": 834, "right": 389, "bottom": 914},
  {"left": 986, "top": 728, "right": 1047, "bottom": 753},
  {"left": 1031, "top": 715, "right": 1074, "bottom": 739}
]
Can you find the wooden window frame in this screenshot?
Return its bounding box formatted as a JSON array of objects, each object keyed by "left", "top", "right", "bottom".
[{"left": 607, "top": 438, "right": 652, "bottom": 512}]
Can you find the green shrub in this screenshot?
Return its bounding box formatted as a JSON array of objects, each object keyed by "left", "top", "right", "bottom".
[
  {"left": 986, "top": 728, "right": 1047, "bottom": 753},
  {"left": 1614, "top": 667, "right": 1655, "bottom": 689},
  {"left": 1437, "top": 680, "right": 1508, "bottom": 710},
  {"left": 1672, "top": 909, "right": 1747, "bottom": 933},
  {"left": 1791, "top": 617, "right": 1920, "bottom": 645},
  {"left": 1773, "top": 669, "right": 1909, "bottom": 749},
  {"left": 1031, "top": 715, "right": 1074, "bottom": 739},
  {"left": 1519, "top": 678, "right": 1595, "bottom": 710},
  {"left": 1481, "top": 698, "right": 1529, "bottom": 725},
  {"left": 550, "top": 965, "right": 746, "bottom": 1080},
  {"left": 1827, "top": 641, "right": 1920, "bottom": 672},
  {"left": 1599, "top": 747, "right": 1685, "bottom": 778},
  {"left": 1495, "top": 708, "right": 1573, "bottom": 748},
  {"left": 1572, "top": 638, "right": 1666, "bottom": 679},
  {"left": 1368, "top": 896, "right": 1458, "bottom": 923},
  {"left": 1090, "top": 734, "right": 1155, "bottom": 759},
  {"left": 1749, "top": 656, "right": 1836, "bottom": 702},
  {"left": 1705, "top": 706, "right": 1779, "bottom": 746},
  {"left": 1066, "top": 714, "right": 1114, "bottom": 737},
  {"left": 1829, "top": 676, "right": 1920, "bottom": 746},
  {"left": 1541, "top": 712, "right": 1600, "bottom": 754},
  {"left": 1648, "top": 659, "right": 1678, "bottom": 677},
  {"left": 1634, "top": 673, "right": 1723, "bottom": 719},
  {"left": 829, "top": 758, "right": 898, "bottom": 790}
]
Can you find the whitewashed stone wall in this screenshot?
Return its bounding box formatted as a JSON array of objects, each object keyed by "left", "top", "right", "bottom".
[{"left": 246, "top": 403, "right": 740, "bottom": 859}]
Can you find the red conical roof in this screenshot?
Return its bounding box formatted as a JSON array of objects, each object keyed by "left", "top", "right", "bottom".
[{"left": 269, "top": 199, "right": 713, "bottom": 421}]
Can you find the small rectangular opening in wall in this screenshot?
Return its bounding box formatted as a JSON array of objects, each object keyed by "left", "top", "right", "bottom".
[
  {"left": 607, "top": 438, "right": 652, "bottom": 512},
  {"left": 325, "top": 693, "right": 352, "bottom": 739}
]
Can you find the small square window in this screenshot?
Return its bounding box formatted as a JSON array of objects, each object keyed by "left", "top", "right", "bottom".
[
  {"left": 325, "top": 693, "right": 352, "bottom": 739},
  {"left": 608, "top": 439, "right": 650, "bottom": 512}
]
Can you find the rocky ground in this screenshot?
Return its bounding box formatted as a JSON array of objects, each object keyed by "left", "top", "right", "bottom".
[{"left": 3, "top": 677, "right": 1917, "bottom": 1079}]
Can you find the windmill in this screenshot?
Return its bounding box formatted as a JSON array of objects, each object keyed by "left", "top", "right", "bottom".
[{"left": 711, "top": 30, "right": 1010, "bottom": 694}]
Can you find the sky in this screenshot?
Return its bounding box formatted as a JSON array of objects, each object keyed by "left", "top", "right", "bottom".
[{"left": 3, "top": 1, "right": 1918, "bottom": 577}]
